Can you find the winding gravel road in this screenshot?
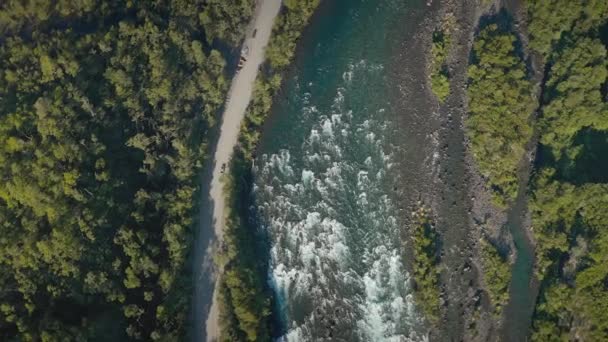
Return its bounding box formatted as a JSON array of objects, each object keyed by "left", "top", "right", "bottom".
[{"left": 192, "top": 0, "right": 282, "bottom": 341}]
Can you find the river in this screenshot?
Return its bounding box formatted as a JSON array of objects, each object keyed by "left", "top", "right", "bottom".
[
  {"left": 253, "top": 0, "right": 432, "bottom": 340},
  {"left": 249, "top": 0, "right": 540, "bottom": 340}
]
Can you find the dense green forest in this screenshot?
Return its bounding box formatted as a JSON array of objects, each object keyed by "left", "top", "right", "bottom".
[
  {"left": 524, "top": 0, "right": 608, "bottom": 340},
  {"left": 465, "top": 2, "right": 608, "bottom": 338},
  {"left": 1, "top": 0, "right": 606, "bottom": 340},
  {"left": 217, "top": 0, "right": 321, "bottom": 341},
  {"left": 0, "top": 0, "right": 253, "bottom": 340},
  {"left": 466, "top": 23, "right": 536, "bottom": 207}
]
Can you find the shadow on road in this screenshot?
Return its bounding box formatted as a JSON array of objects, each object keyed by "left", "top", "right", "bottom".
[{"left": 191, "top": 121, "right": 221, "bottom": 342}]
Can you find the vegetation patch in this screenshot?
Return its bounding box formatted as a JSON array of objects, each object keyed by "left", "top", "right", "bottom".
[
  {"left": 429, "top": 16, "right": 454, "bottom": 103},
  {"left": 410, "top": 205, "right": 441, "bottom": 325},
  {"left": 555, "top": 128, "right": 608, "bottom": 184},
  {"left": 466, "top": 23, "right": 536, "bottom": 207},
  {"left": 430, "top": 31, "right": 451, "bottom": 102},
  {"left": 479, "top": 237, "right": 511, "bottom": 316},
  {"left": 529, "top": 181, "right": 608, "bottom": 341},
  {"left": 217, "top": 150, "right": 272, "bottom": 341},
  {"left": 199, "top": 0, "right": 255, "bottom": 46}
]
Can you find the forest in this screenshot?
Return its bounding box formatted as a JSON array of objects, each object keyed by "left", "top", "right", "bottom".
[
  {"left": 464, "top": 0, "right": 608, "bottom": 340},
  {"left": 0, "top": 0, "right": 254, "bottom": 340},
  {"left": 1, "top": 0, "right": 606, "bottom": 340},
  {"left": 466, "top": 23, "right": 535, "bottom": 207},
  {"left": 525, "top": 0, "right": 608, "bottom": 340}
]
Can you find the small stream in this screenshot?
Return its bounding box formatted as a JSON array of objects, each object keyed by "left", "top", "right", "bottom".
[
  {"left": 499, "top": 0, "right": 541, "bottom": 339},
  {"left": 501, "top": 176, "right": 537, "bottom": 341}
]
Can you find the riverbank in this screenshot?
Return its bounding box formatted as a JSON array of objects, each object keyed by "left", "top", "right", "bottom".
[
  {"left": 191, "top": 0, "right": 282, "bottom": 340},
  {"left": 417, "top": 0, "right": 540, "bottom": 340},
  {"left": 433, "top": 0, "right": 608, "bottom": 341},
  {"left": 429, "top": 1, "right": 491, "bottom": 339},
  {"left": 383, "top": 0, "right": 480, "bottom": 339},
  {"left": 214, "top": 1, "right": 322, "bottom": 340}
]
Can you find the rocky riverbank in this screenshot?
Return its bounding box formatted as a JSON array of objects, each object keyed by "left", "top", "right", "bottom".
[{"left": 407, "top": 0, "right": 544, "bottom": 340}]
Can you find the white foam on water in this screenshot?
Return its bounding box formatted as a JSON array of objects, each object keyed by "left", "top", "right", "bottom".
[
  {"left": 255, "top": 61, "right": 425, "bottom": 341},
  {"left": 301, "top": 170, "right": 315, "bottom": 188},
  {"left": 322, "top": 118, "right": 334, "bottom": 137}
]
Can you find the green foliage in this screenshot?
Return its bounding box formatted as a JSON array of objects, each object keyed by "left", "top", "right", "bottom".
[
  {"left": 0, "top": 0, "right": 96, "bottom": 35},
  {"left": 0, "top": 1, "right": 252, "bottom": 340},
  {"left": 410, "top": 206, "right": 441, "bottom": 325},
  {"left": 539, "top": 38, "right": 608, "bottom": 159},
  {"left": 530, "top": 176, "right": 608, "bottom": 340},
  {"left": 525, "top": 1, "right": 608, "bottom": 339},
  {"left": 265, "top": 0, "right": 321, "bottom": 69},
  {"left": 218, "top": 151, "right": 271, "bottom": 342},
  {"left": 530, "top": 197, "right": 608, "bottom": 341},
  {"left": 466, "top": 24, "right": 535, "bottom": 207},
  {"left": 526, "top": 0, "right": 608, "bottom": 58},
  {"left": 479, "top": 238, "right": 511, "bottom": 316},
  {"left": 199, "top": 0, "right": 255, "bottom": 46},
  {"left": 430, "top": 30, "right": 451, "bottom": 102},
  {"left": 217, "top": 0, "right": 320, "bottom": 340}
]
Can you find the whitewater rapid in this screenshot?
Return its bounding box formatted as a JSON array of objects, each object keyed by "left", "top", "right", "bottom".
[{"left": 254, "top": 61, "right": 426, "bottom": 341}]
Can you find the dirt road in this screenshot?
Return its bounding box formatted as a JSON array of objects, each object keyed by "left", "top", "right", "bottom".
[{"left": 192, "top": 0, "right": 282, "bottom": 341}]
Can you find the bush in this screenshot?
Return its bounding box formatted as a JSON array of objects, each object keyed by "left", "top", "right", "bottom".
[
  {"left": 479, "top": 238, "right": 511, "bottom": 316},
  {"left": 466, "top": 24, "right": 535, "bottom": 207},
  {"left": 410, "top": 206, "right": 441, "bottom": 325}
]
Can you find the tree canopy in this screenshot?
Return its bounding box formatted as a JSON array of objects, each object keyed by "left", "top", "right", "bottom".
[
  {"left": 466, "top": 24, "right": 536, "bottom": 207},
  {"left": 524, "top": 0, "right": 608, "bottom": 339},
  {"left": 0, "top": 0, "right": 254, "bottom": 340}
]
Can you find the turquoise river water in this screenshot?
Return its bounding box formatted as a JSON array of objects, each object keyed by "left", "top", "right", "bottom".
[
  {"left": 253, "top": 0, "right": 430, "bottom": 340},
  {"left": 250, "top": 0, "right": 539, "bottom": 340},
  {"left": 247, "top": 0, "right": 535, "bottom": 342}
]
